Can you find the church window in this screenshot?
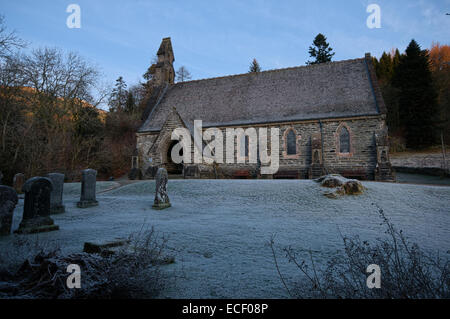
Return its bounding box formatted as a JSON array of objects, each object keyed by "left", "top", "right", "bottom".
[
  {"left": 339, "top": 126, "right": 350, "bottom": 153},
  {"left": 287, "top": 130, "right": 297, "bottom": 155}
]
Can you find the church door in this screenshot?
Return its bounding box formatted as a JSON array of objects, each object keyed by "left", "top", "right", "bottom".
[{"left": 166, "top": 140, "right": 183, "bottom": 174}]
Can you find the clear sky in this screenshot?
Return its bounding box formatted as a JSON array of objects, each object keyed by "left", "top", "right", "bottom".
[{"left": 1, "top": 0, "right": 449, "bottom": 90}]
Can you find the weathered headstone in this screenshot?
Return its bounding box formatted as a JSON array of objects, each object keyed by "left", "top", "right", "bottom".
[
  {"left": 15, "top": 177, "right": 59, "bottom": 234},
  {"left": 0, "top": 186, "right": 18, "bottom": 236},
  {"left": 152, "top": 168, "right": 171, "bottom": 210},
  {"left": 145, "top": 166, "right": 159, "bottom": 179},
  {"left": 128, "top": 168, "right": 142, "bottom": 180},
  {"left": 46, "top": 173, "right": 65, "bottom": 214},
  {"left": 77, "top": 169, "right": 98, "bottom": 208},
  {"left": 13, "top": 173, "right": 25, "bottom": 194}
]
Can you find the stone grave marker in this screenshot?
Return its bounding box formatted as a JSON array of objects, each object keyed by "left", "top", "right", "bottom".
[
  {"left": 47, "top": 173, "right": 65, "bottom": 214},
  {"left": 77, "top": 169, "right": 98, "bottom": 208},
  {"left": 152, "top": 167, "right": 171, "bottom": 210},
  {"left": 13, "top": 173, "right": 25, "bottom": 194},
  {"left": 15, "top": 177, "right": 59, "bottom": 234},
  {"left": 0, "top": 185, "right": 18, "bottom": 236}
]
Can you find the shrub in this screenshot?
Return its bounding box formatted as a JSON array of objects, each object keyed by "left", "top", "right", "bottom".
[
  {"left": 271, "top": 205, "right": 450, "bottom": 299},
  {"left": 0, "top": 227, "right": 174, "bottom": 299}
]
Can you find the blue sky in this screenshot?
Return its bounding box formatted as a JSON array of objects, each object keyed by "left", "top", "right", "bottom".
[{"left": 1, "top": 0, "right": 449, "bottom": 91}]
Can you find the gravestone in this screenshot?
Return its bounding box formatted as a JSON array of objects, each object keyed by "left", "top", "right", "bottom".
[
  {"left": 46, "top": 173, "right": 65, "bottom": 214},
  {"left": 128, "top": 168, "right": 142, "bottom": 180},
  {"left": 15, "top": 177, "right": 59, "bottom": 234},
  {"left": 77, "top": 169, "right": 98, "bottom": 208},
  {"left": 145, "top": 166, "right": 159, "bottom": 179},
  {"left": 152, "top": 168, "right": 171, "bottom": 210},
  {"left": 0, "top": 186, "right": 18, "bottom": 236},
  {"left": 13, "top": 173, "right": 25, "bottom": 194}
]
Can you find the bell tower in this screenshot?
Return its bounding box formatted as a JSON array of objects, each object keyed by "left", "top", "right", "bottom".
[{"left": 148, "top": 37, "right": 175, "bottom": 86}]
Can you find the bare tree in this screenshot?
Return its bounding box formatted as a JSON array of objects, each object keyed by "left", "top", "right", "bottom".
[
  {"left": 0, "top": 15, "right": 26, "bottom": 58},
  {"left": 176, "top": 66, "right": 192, "bottom": 82},
  {"left": 0, "top": 46, "right": 104, "bottom": 180}
]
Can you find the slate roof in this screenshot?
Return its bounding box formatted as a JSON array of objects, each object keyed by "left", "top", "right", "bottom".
[{"left": 139, "top": 56, "right": 384, "bottom": 133}]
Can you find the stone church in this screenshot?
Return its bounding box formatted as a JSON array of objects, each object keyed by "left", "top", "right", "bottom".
[{"left": 136, "top": 37, "right": 395, "bottom": 181}]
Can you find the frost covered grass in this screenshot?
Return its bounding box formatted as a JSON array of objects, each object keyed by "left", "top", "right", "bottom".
[
  {"left": 271, "top": 205, "right": 450, "bottom": 299},
  {"left": 1, "top": 179, "right": 449, "bottom": 298}
]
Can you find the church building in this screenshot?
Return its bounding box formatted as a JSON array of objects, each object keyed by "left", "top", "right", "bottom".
[{"left": 136, "top": 37, "right": 395, "bottom": 181}]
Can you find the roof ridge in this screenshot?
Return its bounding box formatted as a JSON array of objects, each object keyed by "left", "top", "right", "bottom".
[{"left": 173, "top": 57, "right": 366, "bottom": 86}]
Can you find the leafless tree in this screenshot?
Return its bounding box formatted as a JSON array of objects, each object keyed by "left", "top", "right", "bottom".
[
  {"left": 0, "top": 45, "right": 105, "bottom": 180},
  {"left": 176, "top": 66, "right": 192, "bottom": 82},
  {"left": 0, "top": 15, "right": 26, "bottom": 58}
]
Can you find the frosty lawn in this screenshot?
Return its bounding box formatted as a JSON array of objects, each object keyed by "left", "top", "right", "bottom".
[{"left": 2, "top": 180, "right": 450, "bottom": 298}]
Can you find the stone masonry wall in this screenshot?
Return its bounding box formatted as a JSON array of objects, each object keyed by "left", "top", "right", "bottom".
[{"left": 137, "top": 115, "right": 386, "bottom": 179}]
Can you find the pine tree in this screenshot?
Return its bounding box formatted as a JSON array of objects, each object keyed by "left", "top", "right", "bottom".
[
  {"left": 109, "top": 76, "right": 128, "bottom": 112},
  {"left": 249, "top": 58, "right": 261, "bottom": 73},
  {"left": 372, "top": 49, "right": 404, "bottom": 133},
  {"left": 392, "top": 39, "right": 438, "bottom": 148},
  {"left": 377, "top": 52, "right": 394, "bottom": 83},
  {"left": 306, "top": 33, "right": 335, "bottom": 65},
  {"left": 393, "top": 49, "right": 401, "bottom": 70},
  {"left": 124, "top": 91, "right": 136, "bottom": 114}
]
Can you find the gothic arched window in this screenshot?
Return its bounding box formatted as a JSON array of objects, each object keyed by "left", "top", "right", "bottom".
[
  {"left": 339, "top": 126, "right": 350, "bottom": 153},
  {"left": 287, "top": 130, "right": 297, "bottom": 155}
]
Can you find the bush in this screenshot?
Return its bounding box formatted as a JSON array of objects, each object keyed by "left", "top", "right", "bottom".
[
  {"left": 0, "top": 227, "right": 174, "bottom": 299},
  {"left": 271, "top": 205, "right": 450, "bottom": 299}
]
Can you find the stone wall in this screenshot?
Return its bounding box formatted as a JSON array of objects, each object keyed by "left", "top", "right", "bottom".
[{"left": 137, "top": 115, "right": 387, "bottom": 180}]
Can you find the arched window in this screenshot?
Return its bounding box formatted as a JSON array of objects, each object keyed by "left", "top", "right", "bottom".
[
  {"left": 287, "top": 130, "right": 297, "bottom": 155},
  {"left": 339, "top": 126, "right": 350, "bottom": 153}
]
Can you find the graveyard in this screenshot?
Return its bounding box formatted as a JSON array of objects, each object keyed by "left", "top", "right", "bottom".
[{"left": 1, "top": 172, "right": 449, "bottom": 298}]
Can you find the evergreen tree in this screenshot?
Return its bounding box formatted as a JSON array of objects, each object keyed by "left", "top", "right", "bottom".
[
  {"left": 392, "top": 39, "right": 438, "bottom": 148},
  {"left": 124, "top": 91, "right": 136, "bottom": 114},
  {"left": 393, "top": 49, "right": 401, "bottom": 70},
  {"left": 372, "top": 49, "right": 404, "bottom": 133},
  {"left": 377, "top": 52, "right": 394, "bottom": 83},
  {"left": 249, "top": 58, "right": 261, "bottom": 73},
  {"left": 306, "top": 33, "right": 335, "bottom": 65},
  {"left": 108, "top": 76, "right": 128, "bottom": 112}
]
